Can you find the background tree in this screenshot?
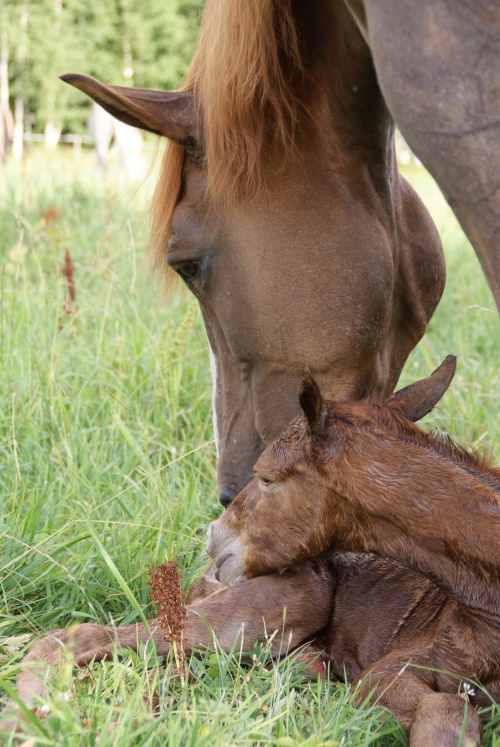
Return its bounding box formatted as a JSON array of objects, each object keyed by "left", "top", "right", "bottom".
[{"left": 1, "top": 0, "right": 201, "bottom": 134}]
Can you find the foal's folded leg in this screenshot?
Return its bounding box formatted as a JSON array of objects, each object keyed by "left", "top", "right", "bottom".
[
  {"left": 353, "top": 656, "right": 483, "bottom": 747},
  {"left": 1, "top": 622, "right": 170, "bottom": 731},
  {"left": 2, "top": 563, "right": 332, "bottom": 727},
  {"left": 409, "top": 693, "right": 482, "bottom": 747},
  {"left": 187, "top": 562, "right": 333, "bottom": 655}
]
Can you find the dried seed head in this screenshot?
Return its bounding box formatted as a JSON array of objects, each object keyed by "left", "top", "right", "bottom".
[
  {"left": 61, "top": 248, "right": 76, "bottom": 306},
  {"left": 148, "top": 560, "right": 187, "bottom": 646}
]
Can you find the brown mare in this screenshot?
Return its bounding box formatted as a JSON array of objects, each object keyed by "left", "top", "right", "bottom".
[
  {"left": 5, "top": 356, "right": 498, "bottom": 746},
  {"left": 60, "top": 1, "right": 500, "bottom": 506},
  {"left": 60, "top": 0, "right": 448, "bottom": 506}
]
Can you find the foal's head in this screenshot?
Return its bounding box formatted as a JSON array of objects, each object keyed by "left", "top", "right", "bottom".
[{"left": 206, "top": 355, "right": 463, "bottom": 585}]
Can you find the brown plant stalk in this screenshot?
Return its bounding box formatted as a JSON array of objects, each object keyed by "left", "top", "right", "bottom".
[
  {"left": 61, "top": 248, "right": 76, "bottom": 313},
  {"left": 148, "top": 560, "right": 187, "bottom": 678}
]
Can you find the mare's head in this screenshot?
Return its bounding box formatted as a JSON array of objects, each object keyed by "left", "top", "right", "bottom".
[
  {"left": 61, "top": 0, "right": 443, "bottom": 506},
  {"left": 206, "top": 355, "right": 462, "bottom": 585}
]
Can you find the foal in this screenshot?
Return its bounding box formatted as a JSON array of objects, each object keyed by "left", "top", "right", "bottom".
[
  {"left": 208, "top": 354, "right": 500, "bottom": 744},
  {"left": 4, "top": 357, "right": 497, "bottom": 746}
]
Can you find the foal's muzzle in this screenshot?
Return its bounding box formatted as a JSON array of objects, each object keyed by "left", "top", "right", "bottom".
[{"left": 205, "top": 519, "right": 247, "bottom": 586}]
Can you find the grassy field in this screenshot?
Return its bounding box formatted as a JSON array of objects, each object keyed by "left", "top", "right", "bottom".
[{"left": 0, "top": 147, "right": 499, "bottom": 746}]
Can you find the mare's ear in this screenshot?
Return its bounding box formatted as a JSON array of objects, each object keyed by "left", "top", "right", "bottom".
[
  {"left": 60, "top": 73, "right": 197, "bottom": 144},
  {"left": 299, "top": 367, "right": 327, "bottom": 435},
  {"left": 384, "top": 355, "right": 457, "bottom": 422}
]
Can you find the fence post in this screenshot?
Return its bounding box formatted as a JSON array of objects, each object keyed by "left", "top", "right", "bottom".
[
  {"left": 13, "top": 97, "right": 24, "bottom": 159},
  {"left": 73, "top": 135, "right": 82, "bottom": 167}
]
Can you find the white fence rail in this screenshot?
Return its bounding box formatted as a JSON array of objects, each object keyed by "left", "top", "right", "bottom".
[
  {"left": 22, "top": 132, "right": 158, "bottom": 148},
  {"left": 16, "top": 132, "right": 159, "bottom": 172}
]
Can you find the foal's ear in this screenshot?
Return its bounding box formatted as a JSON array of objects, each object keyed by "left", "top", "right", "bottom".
[
  {"left": 299, "top": 367, "right": 326, "bottom": 435},
  {"left": 384, "top": 355, "right": 457, "bottom": 422},
  {"left": 60, "top": 73, "right": 197, "bottom": 144}
]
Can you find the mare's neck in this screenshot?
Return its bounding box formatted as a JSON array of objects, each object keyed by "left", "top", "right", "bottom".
[{"left": 297, "top": 0, "right": 395, "bottom": 173}]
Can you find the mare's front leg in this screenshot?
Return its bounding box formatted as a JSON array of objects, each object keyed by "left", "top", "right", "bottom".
[
  {"left": 2, "top": 563, "right": 332, "bottom": 728},
  {"left": 353, "top": 656, "right": 483, "bottom": 747}
]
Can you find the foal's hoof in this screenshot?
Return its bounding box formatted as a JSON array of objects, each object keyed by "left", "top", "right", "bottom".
[
  {"left": 291, "top": 645, "right": 328, "bottom": 679},
  {"left": 409, "top": 693, "right": 482, "bottom": 747}
]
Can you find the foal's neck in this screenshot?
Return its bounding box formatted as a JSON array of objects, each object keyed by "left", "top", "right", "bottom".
[{"left": 333, "top": 438, "right": 500, "bottom": 616}]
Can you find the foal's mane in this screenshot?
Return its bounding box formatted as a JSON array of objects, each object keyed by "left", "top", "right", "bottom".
[
  {"left": 373, "top": 403, "right": 500, "bottom": 490},
  {"left": 268, "top": 397, "right": 500, "bottom": 492},
  {"left": 150, "top": 0, "right": 305, "bottom": 288}
]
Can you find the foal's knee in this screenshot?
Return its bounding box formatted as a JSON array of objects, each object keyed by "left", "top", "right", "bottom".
[{"left": 409, "top": 693, "right": 482, "bottom": 747}]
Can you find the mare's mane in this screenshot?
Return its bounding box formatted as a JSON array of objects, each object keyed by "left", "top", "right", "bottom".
[{"left": 149, "top": 0, "right": 305, "bottom": 288}]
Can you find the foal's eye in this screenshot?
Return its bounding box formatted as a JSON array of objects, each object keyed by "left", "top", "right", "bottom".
[
  {"left": 175, "top": 261, "right": 199, "bottom": 280},
  {"left": 259, "top": 476, "right": 273, "bottom": 488}
]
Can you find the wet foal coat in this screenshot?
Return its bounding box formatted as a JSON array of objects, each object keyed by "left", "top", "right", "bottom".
[
  {"left": 205, "top": 357, "right": 500, "bottom": 744},
  {"left": 5, "top": 359, "right": 498, "bottom": 746}
]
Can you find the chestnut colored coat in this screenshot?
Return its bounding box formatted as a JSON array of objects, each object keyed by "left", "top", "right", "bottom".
[{"left": 60, "top": 0, "right": 447, "bottom": 507}]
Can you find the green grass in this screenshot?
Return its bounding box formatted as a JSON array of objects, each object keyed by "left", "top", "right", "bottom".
[{"left": 0, "top": 148, "right": 499, "bottom": 745}]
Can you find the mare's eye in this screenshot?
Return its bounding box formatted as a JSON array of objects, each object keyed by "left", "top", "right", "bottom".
[
  {"left": 175, "top": 261, "right": 199, "bottom": 280},
  {"left": 260, "top": 477, "right": 272, "bottom": 487}
]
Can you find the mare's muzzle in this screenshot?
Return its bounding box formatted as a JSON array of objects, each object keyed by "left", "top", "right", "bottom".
[{"left": 218, "top": 486, "right": 239, "bottom": 508}]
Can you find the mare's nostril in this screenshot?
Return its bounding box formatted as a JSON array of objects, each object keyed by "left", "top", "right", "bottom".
[
  {"left": 215, "top": 551, "right": 233, "bottom": 569},
  {"left": 219, "top": 488, "right": 238, "bottom": 508}
]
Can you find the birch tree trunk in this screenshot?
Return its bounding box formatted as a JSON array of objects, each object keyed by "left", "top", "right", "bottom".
[{"left": 12, "top": 5, "right": 27, "bottom": 160}]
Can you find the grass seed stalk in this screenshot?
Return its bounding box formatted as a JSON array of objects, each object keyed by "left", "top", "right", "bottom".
[{"left": 148, "top": 559, "right": 187, "bottom": 679}]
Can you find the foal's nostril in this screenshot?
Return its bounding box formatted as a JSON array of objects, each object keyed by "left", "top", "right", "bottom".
[
  {"left": 219, "top": 488, "right": 238, "bottom": 508},
  {"left": 215, "top": 551, "right": 233, "bottom": 570}
]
